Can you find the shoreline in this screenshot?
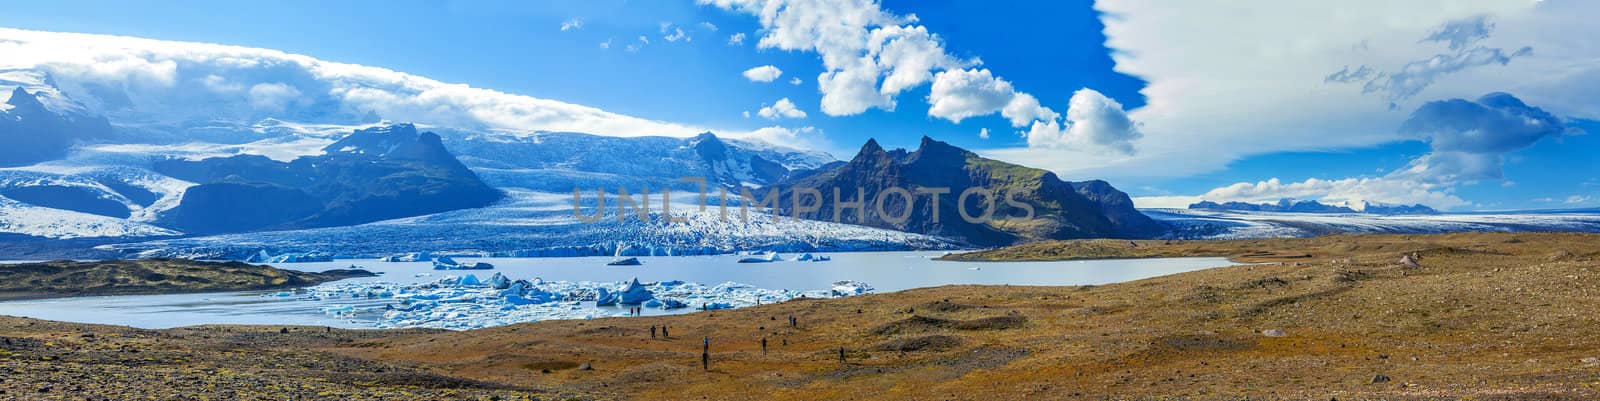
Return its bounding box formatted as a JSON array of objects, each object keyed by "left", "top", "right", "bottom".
[{"left": 0, "top": 259, "right": 375, "bottom": 302}]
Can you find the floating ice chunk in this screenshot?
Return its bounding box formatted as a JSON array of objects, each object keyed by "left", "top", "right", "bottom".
[
  {"left": 595, "top": 288, "right": 619, "bottom": 306},
  {"left": 737, "top": 252, "right": 781, "bottom": 263},
  {"left": 488, "top": 273, "right": 511, "bottom": 289},
  {"left": 323, "top": 305, "right": 356, "bottom": 314},
  {"left": 830, "top": 280, "right": 874, "bottom": 297},
  {"left": 618, "top": 277, "right": 654, "bottom": 304},
  {"left": 457, "top": 274, "right": 483, "bottom": 287}
]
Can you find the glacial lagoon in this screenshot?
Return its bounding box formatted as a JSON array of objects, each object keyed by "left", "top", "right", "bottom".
[{"left": 0, "top": 252, "right": 1235, "bottom": 329}]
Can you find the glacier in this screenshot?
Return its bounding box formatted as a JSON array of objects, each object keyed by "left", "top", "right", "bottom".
[
  {"left": 99, "top": 189, "right": 960, "bottom": 259},
  {"left": 1147, "top": 208, "right": 1600, "bottom": 240}
]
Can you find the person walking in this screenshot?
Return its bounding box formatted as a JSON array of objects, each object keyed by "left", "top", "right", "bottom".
[
  {"left": 838, "top": 347, "right": 846, "bottom": 365},
  {"left": 761, "top": 337, "right": 768, "bottom": 355},
  {"left": 662, "top": 326, "right": 669, "bottom": 338},
  {"left": 702, "top": 336, "right": 711, "bottom": 371},
  {"left": 650, "top": 325, "right": 656, "bottom": 338}
]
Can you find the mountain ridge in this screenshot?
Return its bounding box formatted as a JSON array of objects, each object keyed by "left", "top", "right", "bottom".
[{"left": 769, "top": 136, "right": 1164, "bottom": 246}]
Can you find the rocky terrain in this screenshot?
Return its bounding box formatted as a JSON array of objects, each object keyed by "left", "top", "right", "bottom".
[{"left": 0, "top": 259, "right": 373, "bottom": 301}]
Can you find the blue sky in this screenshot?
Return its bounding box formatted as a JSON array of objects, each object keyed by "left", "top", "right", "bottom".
[{"left": 1, "top": 0, "right": 1595, "bottom": 211}]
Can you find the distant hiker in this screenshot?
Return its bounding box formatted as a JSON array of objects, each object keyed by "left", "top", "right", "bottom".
[
  {"left": 650, "top": 325, "right": 657, "bottom": 338},
  {"left": 782, "top": 338, "right": 787, "bottom": 347},
  {"left": 761, "top": 338, "right": 768, "bottom": 355},
  {"left": 838, "top": 347, "right": 846, "bottom": 364},
  {"left": 702, "top": 337, "right": 711, "bottom": 371},
  {"left": 662, "top": 326, "right": 669, "bottom": 338},
  {"left": 789, "top": 315, "right": 797, "bottom": 327}
]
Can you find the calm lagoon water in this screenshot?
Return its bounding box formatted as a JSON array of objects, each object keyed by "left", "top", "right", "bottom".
[{"left": 0, "top": 252, "right": 1234, "bottom": 329}]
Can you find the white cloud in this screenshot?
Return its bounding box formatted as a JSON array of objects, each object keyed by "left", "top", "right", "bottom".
[
  {"left": 1567, "top": 195, "right": 1592, "bottom": 204},
  {"left": 0, "top": 28, "right": 735, "bottom": 141},
  {"left": 1130, "top": 195, "right": 1202, "bottom": 209},
  {"left": 1000, "top": 92, "right": 1056, "bottom": 128},
  {"left": 926, "top": 68, "right": 1014, "bottom": 124},
  {"left": 662, "top": 23, "right": 690, "bottom": 43},
  {"left": 560, "top": 18, "right": 584, "bottom": 32},
  {"left": 789, "top": 77, "right": 802, "bottom": 86},
  {"left": 727, "top": 32, "right": 746, "bottom": 45},
  {"left": 699, "top": 22, "right": 719, "bottom": 32},
  {"left": 1196, "top": 177, "right": 1469, "bottom": 210},
  {"left": 736, "top": 125, "right": 831, "bottom": 153},
  {"left": 626, "top": 35, "right": 648, "bottom": 52},
  {"left": 742, "top": 65, "right": 783, "bottom": 82},
  {"left": 703, "top": 0, "right": 1004, "bottom": 120},
  {"left": 986, "top": 1, "right": 1598, "bottom": 186},
  {"left": 978, "top": 127, "right": 990, "bottom": 139},
  {"left": 1023, "top": 89, "right": 1140, "bottom": 154},
  {"left": 247, "top": 82, "right": 301, "bottom": 112},
  {"left": 599, "top": 38, "right": 612, "bottom": 49},
  {"left": 757, "top": 97, "right": 806, "bottom": 119}
]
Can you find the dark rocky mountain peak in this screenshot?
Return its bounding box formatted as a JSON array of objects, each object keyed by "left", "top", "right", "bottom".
[
  {"left": 156, "top": 123, "right": 501, "bottom": 234},
  {"left": 772, "top": 137, "right": 1166, "bottom": 246}
]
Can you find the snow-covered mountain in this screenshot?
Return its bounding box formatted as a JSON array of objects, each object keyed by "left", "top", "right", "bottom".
[
  {"left": 0, "top": 65, "right": 861, "bottom": 258},
  {"left": 443, "top": 130, "right": 832, "bottom": 192}
]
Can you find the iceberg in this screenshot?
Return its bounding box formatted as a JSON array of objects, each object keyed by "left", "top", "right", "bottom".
[
  {"left": 830, "top": 280, "right": 875, "bottom": 297},
  {"left": 594, "top": 288, "right": 619, "bottom": 306},
  {"left": 617, "top": 277, "right": 654, "bottom": 304},
  {"left": 606, "top": 257, "right": 642, "bottom": 266},
  {"left": 737, "top": 252, "right": 781, "bottom": 263},
  {"left": 381, "top": 251, "right": 434, "bottom": 262},
  {"left": 487, "top": 272, "right": 511, "bottom": 289},
  {"left": 287, "top": 272, "right": 876, "bottom": 330}
]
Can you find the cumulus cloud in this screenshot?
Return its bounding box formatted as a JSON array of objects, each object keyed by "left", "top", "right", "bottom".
[
  {"left": 757, "top": 97, "right": 806, "bottom": 119},
  {"left": 727, "top": 32, "right": 746, "bottom": 45},
  {"left": 698, "top": 22, "right": 719, "bottom": 32},
  {"left": 701, "top": 0, "right": 973, "bottom": 117},
  {"left": 0, "top": 28, "right": 734, "bottom": 141},
  {"left": 742, "top": 65, "right": 782, "bottom": 83},
  {"left": 978, "top": 127, "right": 989, "bottom": 139},
  {"left": 789, "top": 77, "right": 802, "bottom": 86},
  {"left": 926, "top": 68, "right": 1015, "bottom": 123},
  {"left": 1195, "top": 177, "right": 1469, "bottom": 210},
  {"left": 703, "top": 0, "right": 1148, "bottom": 159},
  {"left": 1023, "top": 89, "right": 1140, "bottom": 154}
]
